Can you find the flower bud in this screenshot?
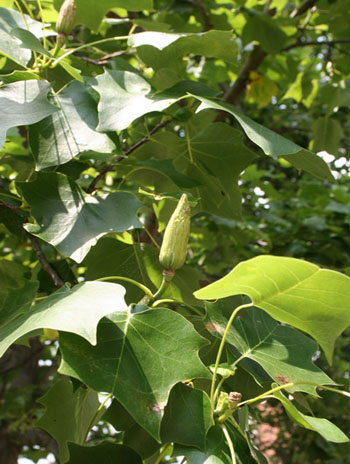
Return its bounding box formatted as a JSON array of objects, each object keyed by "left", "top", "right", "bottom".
[
  {"left": 159, "top": 194, "right": 190, "bottom": 271},
  {"left": 56, "top": 0, "right": 76, "bottom": 36}
]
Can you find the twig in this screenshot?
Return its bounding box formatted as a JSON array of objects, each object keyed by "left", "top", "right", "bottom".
[
  {"left": 87, "top": 119, "right": 172, "bottom": 193},
  {"left": 0, "top": 201, "right": 22, "bottom": 210},
  {"left": 290, "top": 0, "right": 320, "bottom": 18},
  {"left": 27, "top": 233, "right": 64, "bottom": 287},
  {"left": 282, "top": 38, "right": 350, "bottom": 52}
]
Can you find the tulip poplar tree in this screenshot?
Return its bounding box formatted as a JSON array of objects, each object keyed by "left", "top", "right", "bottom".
[{"left": 0, "top": 0, "right": 350, "bottom": 463}]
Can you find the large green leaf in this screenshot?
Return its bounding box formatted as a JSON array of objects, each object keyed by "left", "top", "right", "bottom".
[
  {"left": 129, "top": 30, "right": 239, "bottom": 63},
  {"left": 161, "top": 383, "right": 212, "bottom": 449},
  {"left": 174, "top": 425, "right": 231, "bottom": 464},
  {"left": 54, "top": 0, "right": 153, "bottom": 31},
  {"left": 88, "top": 70, "right": 177, "bottom": 131},
  {"left": 0, "top": 7, "right": 50, "bottom": 66},
  {"left": 274, "top": 389, "right": 349, "bottom": 443},
  {"left": 29, "top": 81, "right": 116, "bottom": 169},
  {"left": 36, "top": 379, "right": 102, "bottom": 463},
  {"left": 131, "top": 123, "right": 256, "bottom": 218},
  {"left": 59, "top": 308, "right": 210, "bottom": 440},
  {"left": 0, "top": 80, "right": 57, "bottom": 147},
  {"left": 205, "top": 303, "right": 334, "bottom": 394},
  {"left": 0, "top": 281, "right": 127, "bottom": 357},
  {"left": 67, "top": 442, "right": 142, "bottom": 464},
  {"left": 194, "top": 255, "right": 350, "bottom": 363},
  {"left": 18, "top": 172, "right": 142, "bottom": 262},
  {"left": 193, "top": 96, "right": 334, "bottom": 182}
]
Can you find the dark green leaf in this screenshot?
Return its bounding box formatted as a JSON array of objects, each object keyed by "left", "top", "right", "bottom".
[
  {"left": 67, "top": 441, "right": 142, "bottom": 464},
  {"left": 36, "top": 379, "right": 102, "bottom": 462},
  {"left": 174, "top": 425, "right": 231, "bottom": 464},
  {"left": 161, "top": 383, "right": 212, "bottom": 449},
  {"left": 312, "top": 116, "right": 344, "bottom": 156},
  {"left": 18, "top": 172, "right": 142, "bottom": 262},
  {"left": 0, "top": 260, "right": 31, "bottom": 306},
  {"left": 193, "top": 96, "right": 334, "bottom": 182},
  {"left": 59, "top": 308, "right": 210, "bottom": 439}
]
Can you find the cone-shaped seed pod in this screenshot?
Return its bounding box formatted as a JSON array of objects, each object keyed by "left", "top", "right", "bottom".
[
  {"left": 159, "top": 194, "right": 190, "bottom": 271},
  {"left": 56, "top": 0, "right": 76, "bottom": 36}
]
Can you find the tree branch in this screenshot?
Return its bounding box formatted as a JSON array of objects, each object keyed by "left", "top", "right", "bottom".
[
  {"left": 27, "top": 234, "right": 64, "bottom": 287},
  {"left": 218, "top": 0, "right": 321, "bottom": 110},
  {"left": 87, "top": 119, "right": 172, "bottom": 193},
  {"left": 290, "top": 0, "right": 320, "bottom": 18}
]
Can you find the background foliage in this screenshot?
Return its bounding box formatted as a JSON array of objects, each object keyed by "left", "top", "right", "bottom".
[{"left": 0, "top": 0, "right": 349, "bottom": 463}]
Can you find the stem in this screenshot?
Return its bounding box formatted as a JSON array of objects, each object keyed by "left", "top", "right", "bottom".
[
  {"left": 51, "top": 35, "right": 129, "bottom": 66},
  {"left": 151, "top": 276, "right": 169, "bottom": 301},
  {"left": 152, "top": 443, "right": 172, "bottom": 464},
  {"left": 221, "top": 424, "right": 236, "bottom": 464},
  {"left": 95, "top": 276, "right": 153, "bottom": 299},
  {"left": 237, "top": 381, "right": 350, "bottom": 409},
  {"left": 210, "top": 303, "right": 253, "bottom": 408},
  {"left": 83, "top": 393, "right": 112, "bottom": 443},
  {"left": 151, "top": 298, "right": 205, "bottom": 316}
]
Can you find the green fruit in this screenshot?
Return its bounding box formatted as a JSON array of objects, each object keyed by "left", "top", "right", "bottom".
[
  {"left": 159, "top": 194, "right": 190, "bottom": 271},
  {"left": 56, "top": 0, "right": 76, "bottom": 36}
]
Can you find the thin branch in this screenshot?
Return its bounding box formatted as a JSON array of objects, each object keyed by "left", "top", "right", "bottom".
[
  {"left": 27, "top": 233, "right": 64, "bottom": 287},
  {"left": 0, "top": 201, "right": 22, "bottom": 210},
  {"left": 87, "top": 119, "right": 172, "bottom": 193},
  {"left": 188, "top": 0, "right": 211, "bottom": 31},
  {"left": 290, "top": 0, "right": 320, "bottom": 18},
  {"left": 282, "top": 38, "right": 350, "bottom": 52}
]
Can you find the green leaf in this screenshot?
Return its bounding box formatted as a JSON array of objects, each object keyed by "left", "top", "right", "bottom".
[
  {"left": 0, "top": 7, "right": 50, "bottom": 66},
  {"left": 0, "top": 80, "right": 57, "bottom": 148},
  {"left": 18, "top": 172, "right": 142, "bottom": 262},
  {"left": 59, "top": 308, "right": 210, "bottom": 440},
  {"left": 194, "top": 255, "right": 350, "bottom": 364},
  {"left": 103, "top": 398, "right": 135, "bottom": 431},
  {"left": 11, "top": 28, "right": 51, "bottom": 58},
  {"left": 193, "top": 96, "right": 334, "bottom": 182},
  {"left": 312, "top": 116, "right": 344, "bottom": 156},
  {"left": 205, "top": 303, "right": 334, "bottom": 394},
  {"left": 67, "top": 442, "right": 142, "bottom": 464},
  {"left": 243, "top": 14, "right": 288, "bottom": 54},
  {"left": 274, "top": 389, "right": 349, "bottom": 443},
  {"left": 83, "top": 238, "right": 152, "bottom": 304},
  {"left": 174, "top": 425, "right": 231, "bottom": 464},
  {"left": 56, "top": 0, "right": 153, "bottom": 31},
  {"left": 29, "top": 81, "right": 116, "bottom": 170},
  {"left": 129, "top": 30, "right": 239, "bottom": 63},
  {"left": 124, "top": 423, "right": 160, "bottom": 459},
  {"left": 0, "top": 280, "right": 128, "bottom": 357},
  {"left": 36, "top": 379, "right": 102, "bottom": 463},
  {"left": 184, "top": 123, "right": 256, "bottom": 218},
  {"left": 88, "top": 70, "right": 180, "bottom": 131},
  {"left": 131, "top": 123, "right": 256, "bottom": 219},
  {"left": 161, "top": 383, "right": 212, "bottom": 449},
  {"left": 0, "top": 259, "right": 31, "bottom": 306}
]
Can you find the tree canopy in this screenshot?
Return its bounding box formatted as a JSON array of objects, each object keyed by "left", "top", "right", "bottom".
[{"left": 0, "top": 1, "right": 349, "bottom": 463}]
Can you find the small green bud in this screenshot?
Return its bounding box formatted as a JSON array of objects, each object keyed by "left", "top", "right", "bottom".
[
  {"left": 159, "top": 194, "right": 190, "bottom": 271},
  {"left": 56, "top": 0, "right": 76, "bottom": 36}
]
